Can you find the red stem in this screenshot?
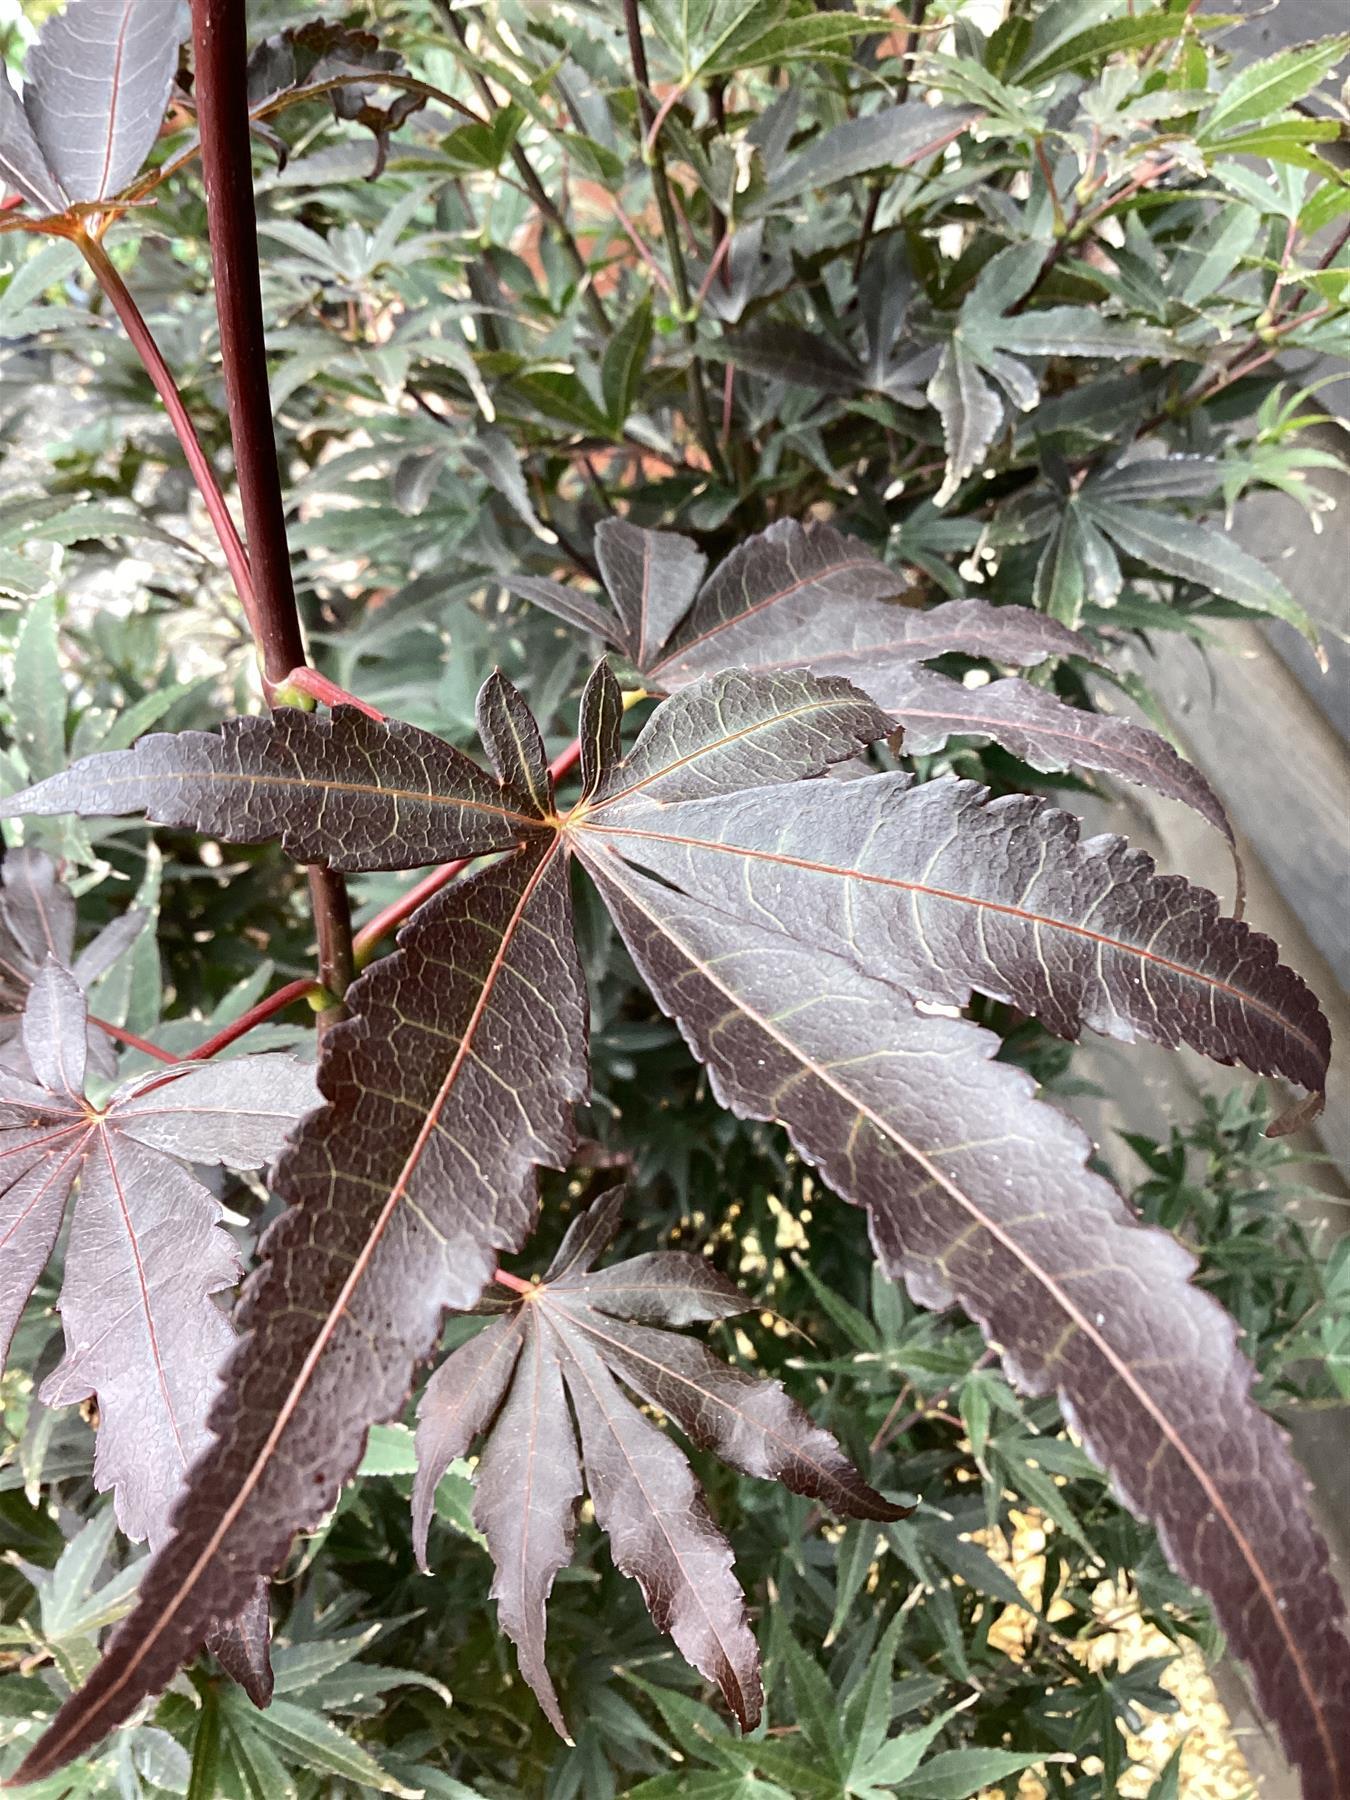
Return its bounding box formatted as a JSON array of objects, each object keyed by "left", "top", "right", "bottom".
[
  {"left": 283, "top": 668, "right": 387, "bottom": 720},
  {"left": 89, "top": 1013, "right": 180, "bottom": 1064},
  {"left": 492, "top": 1268, "right": 535, "bottom": 1295},
  {"left": 186, "top": 977, "right": 320, "bottom": 1061},
  {"left": 76, "top": 231, "right": 257, "bottom": 629}
]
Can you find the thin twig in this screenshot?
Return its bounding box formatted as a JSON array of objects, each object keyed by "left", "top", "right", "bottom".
[
  {"left": 186, "top": 978, "right": 321, "bottom": 1061},
  {"left": 89, "top": 1014, "right": 179, "bottom": 1064},
  {"left": 620, "top": 0, "right": 725, "bottom": 478}
]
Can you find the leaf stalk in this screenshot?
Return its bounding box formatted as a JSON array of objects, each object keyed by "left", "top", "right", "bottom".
[{"left": 74, "top": 231, "right": 258, "bottom": 632}]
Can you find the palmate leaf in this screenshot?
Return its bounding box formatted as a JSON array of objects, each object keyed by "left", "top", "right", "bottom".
[
  {"left": 3, "top": 0, "right": 183, "bottom": 216},
  {"left": 411, "top": 1189, "right": 903, "bottom": 1737},
  {"left": 920, "top": 240, "right": 1184, "bottom": 505},
  {"left": 578, "top": 696, "right": 1324, "bottom": 1123},
  {"left": 505, "top": 519, "right": 1239, "bottom": 885},
  {"left": 0, "top": 962, "right": 316, "bottom": 1698},
  {"left": 9, "top": 669, "right": 1346, "bottom": 1790}
]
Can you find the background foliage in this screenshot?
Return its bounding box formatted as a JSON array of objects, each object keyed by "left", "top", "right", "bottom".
[{"left": 1, "top": 0, "right": 1347, "bottom": 1792}]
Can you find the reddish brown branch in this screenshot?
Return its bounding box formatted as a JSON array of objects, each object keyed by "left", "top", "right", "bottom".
[
  {"left": 189, "top": 0, "right": 355, "bottom": 1020},
  {"left": 89, "top": 1013, "right": 180, "bottom": 1064},
  {"left": 186, "top": 977, "right": 320, "bottom": 1061}
]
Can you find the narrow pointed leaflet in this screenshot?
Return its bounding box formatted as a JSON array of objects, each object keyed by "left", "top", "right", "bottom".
[
  {"left": 0, "top": 847, "right": 147, "bottom": 1081},
  {"left": 3, "top": 707, "right": 541, "bottom": 870},
  {"left": 12, "top": 828, "right": 589, "bottom": 1785},
  {"left": 413, "top": 1191, "right": 902, "bottom": 1738}
]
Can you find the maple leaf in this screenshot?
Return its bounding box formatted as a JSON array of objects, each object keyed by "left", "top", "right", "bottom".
[
  {"left": 0, "top": 961, "right": 317, "bottom": 1695},
  {"left": 0, "top": 847, "right": 147, "bottom": 1082},
  {"left": 410, "top": 1188, "right": 904, "bottom": 1737},
  {"left": 246, "top": 18, "right": 427, "bottom": 179},
  {"left": 988, "top": 453, "right": 1322, "bottom": 647},
  {"left": 506, "top": 518, "right": 1239, "bottom": 878},
  {"left": 920, "top": 242, "right": 1182, "bottom": 508},
  {"left": 5, "top": 665, "right": 1345, "bottom": 1793}
]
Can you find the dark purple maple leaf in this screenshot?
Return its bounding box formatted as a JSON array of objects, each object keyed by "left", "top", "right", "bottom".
[
  {"left": 0, "top": 0, "right": 183, "bottom": 216},
  {"left": 0, "top": 962, "right": 316, "bottom": 1665},
  {"left": 6, "top": 665, "right": 1345, "bottom": 1794},
  {"left": 411, "top": 1188, "right": 904, "bottom": 1738}
]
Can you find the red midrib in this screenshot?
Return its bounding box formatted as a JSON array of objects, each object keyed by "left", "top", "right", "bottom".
[
  {"left": 580, "top": 821, "right": 1323, "bottom": 1072},
  {"left": 96, "top": 0, "right": 135, "bottom": 200}
]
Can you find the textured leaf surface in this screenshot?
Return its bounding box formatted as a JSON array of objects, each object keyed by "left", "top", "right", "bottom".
[
  {"left": 580, "top": 770, "right": 1326, "bottom": 1122},
  {"left": 15, "top": 841, "right": 589, "bottom": 1781},
  {"left": 882, "top": 665, "right": 1241, "bottom": 902},
  {"left": 413, "top": 1192, "right": 900, "bottom": 1737},
  {"left": 459, "top": 1312, "right": 580, "bottom": 1738},
  {"left": 0, "top": 964, "right": 316, "bottom": 1552},
  {"left": 594, "top": 519, "right": 706, "bottom": 671},
  {"left": 0, "top": 847, "right": 146, "bottom": 1081},
  {"left": 2, "top": 709, "right": 539, "bottom": 871},
  {"left": 595, "top": 667, "right": 891, "bottom": 806},
  {"left": 580, "top": 849, "right": 1350, "bottom": 1793},
  {"left": 639, "top": 521, "right": 1095, "bottom": 696},
  {"left": 25, "top": 0, "right": 182, "bottom": 204}
]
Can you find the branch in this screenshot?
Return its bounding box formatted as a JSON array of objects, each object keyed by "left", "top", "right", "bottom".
[
  {"left": 185, "top": 976, "right": 320, "bottom": 1061},
  {"left": 189, "top": 0, "right": 355, "bottom": 1021},
  {"left": 89, "top": 1013, "right": 179, "bottom": 1064}
]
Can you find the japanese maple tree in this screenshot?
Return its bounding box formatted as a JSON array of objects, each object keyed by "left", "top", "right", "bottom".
[{"left": 1, "top": 0, "right": 1347, "bottom": 1794}]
